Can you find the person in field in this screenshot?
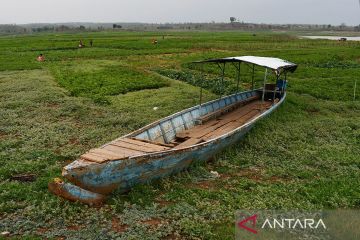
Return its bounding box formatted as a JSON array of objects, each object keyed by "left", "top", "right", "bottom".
[
  {"left": 90, "top": 39, "right": 93, "bottom": 47},
  {"left": 79, "top": 40, "right": 85, "bottom": 48},
  {"left": 37, "top": 53, "right": 45, "bottom": 62}
]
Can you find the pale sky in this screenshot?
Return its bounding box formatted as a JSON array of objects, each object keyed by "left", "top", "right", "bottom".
[{"left": 1, "top": 0, "right": 360, "bottom": 25}]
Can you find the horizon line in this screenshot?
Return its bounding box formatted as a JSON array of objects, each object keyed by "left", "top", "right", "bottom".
[{"left": 1, "top": 21, "right": 359, "bottom": 27}]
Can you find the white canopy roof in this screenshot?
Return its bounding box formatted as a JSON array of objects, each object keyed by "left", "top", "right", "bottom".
[{"left": 194, "top": 56, "right": 297, "bottom": 73}]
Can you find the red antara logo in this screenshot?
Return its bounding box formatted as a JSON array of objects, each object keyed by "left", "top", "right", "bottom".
[{"left": 237, "top": 214, "right": 258, "bottom": 234}]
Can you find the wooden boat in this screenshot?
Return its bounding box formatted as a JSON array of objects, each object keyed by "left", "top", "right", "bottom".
[{"left": 49, "top": 56, "right": 297, "bottom": 204}]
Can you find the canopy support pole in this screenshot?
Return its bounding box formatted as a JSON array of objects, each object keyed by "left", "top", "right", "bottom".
[
  {"left": 354, "top": 80, "right": 357, "bottom": 101},
  {"left": 236, "top": 62, "right": 241, "bottom": 93},
  {"left": 273, "top": 74, "right": 279, "bottom": 105},
  {"left": 261, "top": 68, "right": 268, "bottom": 112},
  {"left": 231, "top": 62, "right": 241, "bottom": 94},
  {"left": 199, "top": 63, "right": 204, "bottom": 108},
  {"left": 283, "top": 72, "right": 288, "bottom": 96},
  {"left": 252, "top": 64, "right": 255, "bottom": 90},
  {"left": 217, "top": 62, "right": 226, "bottom": 99}
]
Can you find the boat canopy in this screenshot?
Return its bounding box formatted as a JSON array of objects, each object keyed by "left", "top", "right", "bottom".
[
  {"left": 194, "top": 56, "right": 297, "bottom": 74},
  {"left": 193, "top": 55, "right": 298, "bottom": 107}
]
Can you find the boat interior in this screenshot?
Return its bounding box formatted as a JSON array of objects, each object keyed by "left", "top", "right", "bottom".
[{"left": 80, "top": 88, "right": 282, "bottom": 164}]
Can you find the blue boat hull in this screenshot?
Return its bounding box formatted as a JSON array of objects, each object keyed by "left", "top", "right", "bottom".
[{"left": 50, "top": 91, "right": 286, "bottom": 204}]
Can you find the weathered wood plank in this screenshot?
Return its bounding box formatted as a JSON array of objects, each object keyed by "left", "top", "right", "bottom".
[
  {"left": 111, "top": 141, "right": 156, "bottom": 153},
  {"left": 202, "top": 110, "right": 260, "bottom": 141},
  {"left": 176, "top": 119, "right": 220, "bottom": 139},
  {"left": 173, "top": 100, "right": 273, "bottom": 147},
  {"left": 120, "top": 138, "right": 170, "bottom": 151},
  {"left": 103, "top": 145, "right": 146, "bottom": 156},
  {"left": 80, "top": 153, "right": 109, "bottom": 163},
  {"left": 131, "top": 138, "right": 174, "bottom": 148},
  {"left": 174, "top": 138, "right": 204, "bottom": 149},
  {"left": 112, "top": 139, "right": 168, "bottom": 153},
  {"left": 201, "top": 101, "right": 273, "bottom": 141},
  {"left": 197, "top": 95, "right": 258, "bottom": 123},
  {"left": 89, "top": 149, "right": 127, "bottom": 160},
  {"left": 182, "top": 102, "right": 258, "bottom": 139}
]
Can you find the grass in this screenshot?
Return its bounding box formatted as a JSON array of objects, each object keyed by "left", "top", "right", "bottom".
[
  {"left": 50, "top": 60, "right": 169, "bottom": 103},
  {"left": 0, "top": 31, "right": 359, "bottom": 239},
  {"left": 156, "top": 69, "right": 243, "bottom": 96}
]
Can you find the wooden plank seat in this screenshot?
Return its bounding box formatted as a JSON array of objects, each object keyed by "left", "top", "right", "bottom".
[
  {"left": 80, "top": 138, "right": 171, "bottom": 163},
  {"left": 196, "top": 95, "right": 258, "bottom": 125}
]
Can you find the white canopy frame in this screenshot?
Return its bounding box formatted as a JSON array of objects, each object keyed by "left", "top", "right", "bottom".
[{"left": 193, "top": 56, "right": 298, "bottom": 109}]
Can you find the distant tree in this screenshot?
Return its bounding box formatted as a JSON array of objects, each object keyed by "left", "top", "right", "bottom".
[
  {"left": 79, "top": 25, "right": 86, "bottom": 30},
  {"left": 0, "top": 24, "right": 26, "bottom": 34},
  {"left": 113, "top": 24, "right": 122, "bottom": 29},
  {"left": 230, "top": 17, "right": 236, "bottom": 23},
  {"left": 56, "top": 25, "right": 70, "bottom": 32}
]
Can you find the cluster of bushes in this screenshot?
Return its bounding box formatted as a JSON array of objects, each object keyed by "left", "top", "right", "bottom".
[
  {"left": 313, "top": 55, "right": 360, "bottom": 69},
  {"left": 157, "top": 69, "right": 241, "bottom": 95},
  {"left": 52, "top": 65, "right": 169, "bottom": 104}
]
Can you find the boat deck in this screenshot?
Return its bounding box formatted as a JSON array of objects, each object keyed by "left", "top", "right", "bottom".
[
  {"left": 174, "top": 100, "right": 273, "bottom": 149},
  {"left": 80, "top": 99, "right": 274, "bottom": 164},
  {"left": 80, "top": 138, "right": 171, "bottom": 163}
]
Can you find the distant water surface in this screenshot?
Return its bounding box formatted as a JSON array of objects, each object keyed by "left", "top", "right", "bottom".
[{"left": 301, "top": 36, "right": 360, "bottom": 41}]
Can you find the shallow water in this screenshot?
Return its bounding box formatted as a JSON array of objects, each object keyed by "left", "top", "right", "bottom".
[{"left": 301, "top": 36, "right": 360, "bottom": 41}]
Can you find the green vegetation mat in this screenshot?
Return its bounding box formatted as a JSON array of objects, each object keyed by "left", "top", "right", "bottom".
[{"left": 0, "top": 31, "right": 359, "bottom": 239}]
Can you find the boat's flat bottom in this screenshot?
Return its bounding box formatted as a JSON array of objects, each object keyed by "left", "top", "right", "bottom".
[
  {"left": 80, "top": 99, "right": 275, "bottom": 164},
  {"left": 173, "top": 99, "right": 274, "bottom": 149}
]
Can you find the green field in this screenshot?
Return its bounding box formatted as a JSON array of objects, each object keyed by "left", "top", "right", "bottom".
[{"left": 0, "top": 31, "right": 359, "bottom": 239}]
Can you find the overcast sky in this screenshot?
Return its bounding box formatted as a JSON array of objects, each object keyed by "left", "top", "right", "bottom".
[{"left": 1, "top": 0, "right": 359, "bottom": 25}]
